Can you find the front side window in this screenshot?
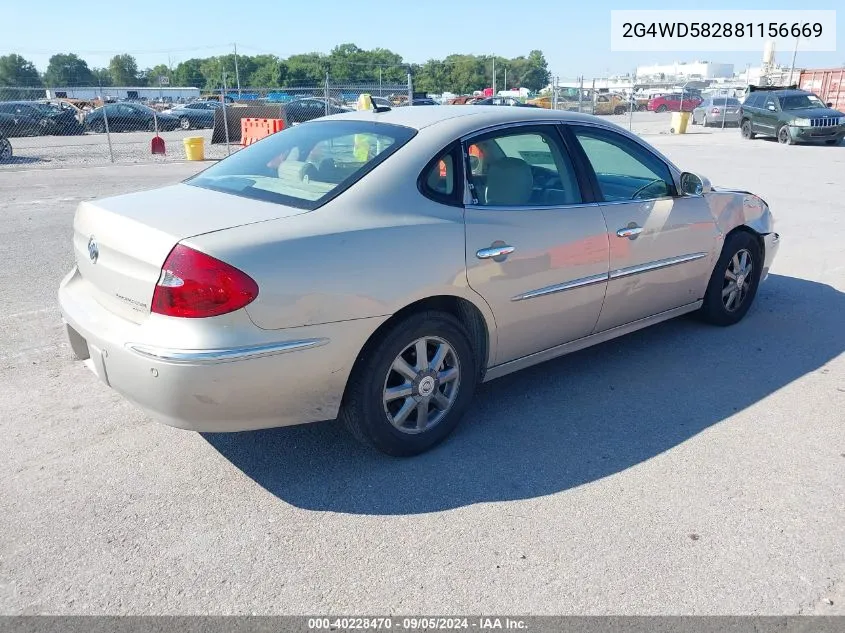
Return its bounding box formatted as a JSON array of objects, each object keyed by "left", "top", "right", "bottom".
[
  {"left": 572, "top": 126, "right": 675, "bottom": 201},
  {"left": 187, "top": 120, "right": 416, "bottom": 209},
  {"left": 465, "top": 128, "right": 582, "bottom": 207}
]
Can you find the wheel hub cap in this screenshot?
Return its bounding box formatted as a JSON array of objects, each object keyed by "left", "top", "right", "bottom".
[
  {"left": 417, "top": 375, "right": 437, "bottom": 397},
  {"left": 735, "top": 273, "right": 745, "bottom": 287}
]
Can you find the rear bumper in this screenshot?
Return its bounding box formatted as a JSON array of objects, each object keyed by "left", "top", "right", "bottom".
[{"left": 58, "top": 266, "right": 383, "bottom": 432}]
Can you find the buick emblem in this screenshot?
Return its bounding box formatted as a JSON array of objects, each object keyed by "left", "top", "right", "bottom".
[{"left": 88, "top": 236, "right": 99, "bottom": 264}]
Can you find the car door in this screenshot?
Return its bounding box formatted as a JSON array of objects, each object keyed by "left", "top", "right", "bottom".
[
  {"left": 461, "top": 124, "right": 610, "bottom": 365},
  {"left": 757, "top": 94, "right": 780, "bottom": 135},
  {"left": 567, "top": 124, "right": 719, "bottom": 333}
]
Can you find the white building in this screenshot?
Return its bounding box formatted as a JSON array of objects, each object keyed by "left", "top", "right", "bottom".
[
  {"left": 636, "top": 61, "right": 734, "bottom": 81},
  {"left": 44, "top": 86, "right": 201, "bottom": 101}
]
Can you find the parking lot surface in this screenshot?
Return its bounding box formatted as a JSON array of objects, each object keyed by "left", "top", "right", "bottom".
[{"left": 1, "top": 129, "right": 843, "bottom": 615}]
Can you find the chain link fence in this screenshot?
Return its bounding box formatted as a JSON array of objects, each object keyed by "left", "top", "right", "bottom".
[{"left": 0, "top": 69, "right": 730, "bottom": 168}]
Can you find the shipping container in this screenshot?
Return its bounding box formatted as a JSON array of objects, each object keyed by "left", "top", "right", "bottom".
[{"left": 798, "top": 68, "right": 845, "bottom": 112}]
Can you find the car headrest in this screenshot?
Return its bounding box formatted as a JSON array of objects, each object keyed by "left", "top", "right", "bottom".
[{"left": 485, "top": 157, "right": 533, "bottom": 206}]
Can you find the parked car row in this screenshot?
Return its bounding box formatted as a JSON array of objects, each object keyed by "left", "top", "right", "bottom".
[{"left": 0, "top": 101, "right": 85, "bottom": 137}]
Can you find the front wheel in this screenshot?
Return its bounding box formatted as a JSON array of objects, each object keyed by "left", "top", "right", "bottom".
[
  {"left": 656, "top": 104, "right": 668, "bottom": 113},
  {"left": 699, "top": 231, "right": 763, "bottom": 326},
  {"left": 824, "top": 139, "right": 840, "bottom": 146},
  {"left": 777, "top": 125, "right": 793, "bottom": 145},
  {"left": 180, "top": 117, "right": 191, "bottom": 130},
  {"left": 741, "top": 120, "right": 755, "bottom": 139},
  {"left": 340, "top": 311, "right": 478, "bottom": 456}
]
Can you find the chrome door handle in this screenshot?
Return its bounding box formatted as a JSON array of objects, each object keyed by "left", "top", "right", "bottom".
[
  {"left": 616, "top": 226, "right": 643, "bottom": 238},
  {"left": 476, "top": 245, "right": 515, "bottom": 259}
]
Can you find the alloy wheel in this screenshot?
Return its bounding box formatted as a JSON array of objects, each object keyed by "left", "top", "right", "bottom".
[
  {"left": 722, "top": 249, "right": 753, "bottom": 312},
  {"left": 382, "top": 336, "right": 461, "bottom": 434},
  {"left": 0, "top": 138, "right": 11, "bottom": 160}
]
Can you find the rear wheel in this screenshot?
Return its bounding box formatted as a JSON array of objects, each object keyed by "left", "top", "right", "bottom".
[
  {"left": 824, "top": 139, "right": 840, "bottom": 146},
  {"left": 777, "top": 125, "right": 793, "bottom": 145},
  {"left": 656, "top": 104, "right": 668, "bottom": 113},
  {"left": 741, "top": 119, "right": 755, "bottom": 139},
  {"left": 340, "top": 311, "right": 478, "bottom": 456},
  {"left": 90, "top": 119, "right": 106, "bottom": 134},
  {"left": 699, "top": 231, "right": 763, "bottom": 326},
  {"left": 147, "top": 119, "right": 157, "bottom": 132},
  {"left": 180, "top": 116, "right": 191, "bottom": 130},
  {"left": 614, "top": 105, "right": 626, "bottom": 115}
]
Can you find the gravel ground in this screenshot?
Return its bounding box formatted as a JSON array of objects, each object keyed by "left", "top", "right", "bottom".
[
  {"left": 0, "top": 112, "right": 733, "bottom": 169},
  {"left": 0, "top": 130, "right": 843, "bottom": 615}
]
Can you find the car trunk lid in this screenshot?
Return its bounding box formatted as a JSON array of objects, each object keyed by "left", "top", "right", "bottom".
[{"left": 72, "top": 183, "right": 307, "bottom": 324}]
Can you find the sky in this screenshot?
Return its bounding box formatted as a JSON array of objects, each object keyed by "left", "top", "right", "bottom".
[{"left": 4, "top": 0, "right": 842, "bottom": 78}]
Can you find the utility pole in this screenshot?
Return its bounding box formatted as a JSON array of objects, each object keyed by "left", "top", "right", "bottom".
[
  {"left": 504, "top": 67, "right": 507, "bottom": 92},
  {"left": 233, "top": 42, "right": 241, "bottom": 98},
  {"left": 492, "top": 56, "right": 496, "bottom": 96},
  {"left": 788, "top": 37, "right": 799, "bottom": 86}
]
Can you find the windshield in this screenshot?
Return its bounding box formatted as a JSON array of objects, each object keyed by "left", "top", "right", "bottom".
[
  {"left": 779, "top": 94, "right": 825, "bottom": 110},
  {"left": 187, "top": 119, "right": 416, "bottom": 209}
]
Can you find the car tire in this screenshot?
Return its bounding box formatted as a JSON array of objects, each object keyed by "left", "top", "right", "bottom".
[
  {"left": 741, "top": 119, "right": 755, "bottom": 139},
  {"left": 180, "top": 117, "right": 191, "bottom": 130},
  {"left": 0, "top": 136, "right": 12, "bottom": 161},
  {"left": 698, "top": 231, "right": 763, "bottom": 327},
  {"left": 147, "top": 120, "right": 156, "bottom": 132},
  {"left": 340, "top": 311, "right": 478, "bottom": 456},
  {"left": 824, "top": 139, "right": 840, "bottom": 146},
  {"left": 777, "top": 125, "right": 793, "bottom": 145},
  {"left": 614, "top": 105, "right": 626, "bottom": 115},
  {"left": 90, "top": 120, "right": 106, "bottom": 134},
  {"left": 656, "top": 105, "right": 668, "bottom": 113},
  {"left": 701, "top": 115, "right": 708, "bottom": 127}
]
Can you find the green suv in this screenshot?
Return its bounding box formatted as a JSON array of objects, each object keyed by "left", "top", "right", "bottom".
[{"left": 739, "top": 87, "right": 845, "bottom": 145}]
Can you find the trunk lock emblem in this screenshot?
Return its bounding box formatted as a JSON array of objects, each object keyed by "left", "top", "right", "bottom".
[{"left": 88, "top": 236, "right": 99, "bottom": 264}]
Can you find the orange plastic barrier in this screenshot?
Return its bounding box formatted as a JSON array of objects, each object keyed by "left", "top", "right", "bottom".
[{"left": 240, "top": 118, "right": 286, "bottom": 146}]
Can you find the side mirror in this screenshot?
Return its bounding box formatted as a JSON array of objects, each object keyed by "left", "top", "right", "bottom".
[
  {"left": 826, "top": 102, "right": 833, "bottom": 108},
  {"left": 767, "top": 104, "right": 776, "bottom": 111},
  {"left": 680, "top": 172, "right": 711, "bottom": 196}
]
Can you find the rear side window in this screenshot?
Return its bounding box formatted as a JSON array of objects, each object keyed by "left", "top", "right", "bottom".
[
  {"left": 187, "top": 120, "right": 416, "bottom": 209},
  {"left": 420, "top": 145, "right": 461, "bottom": 205}
]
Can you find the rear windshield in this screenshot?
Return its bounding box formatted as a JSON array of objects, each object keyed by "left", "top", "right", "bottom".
[
  {"left": 713, "top": 98, "right": 740, "bottom": 106},
  {"left": 187, "top": 120, "right": 416, "bottom": 209}
]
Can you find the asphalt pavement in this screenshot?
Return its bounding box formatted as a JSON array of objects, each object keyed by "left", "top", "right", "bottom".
[{"left": 1, "top": 129, "right": 843, "bottom": 615}]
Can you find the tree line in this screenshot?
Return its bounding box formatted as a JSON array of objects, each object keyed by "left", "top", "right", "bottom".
[{"left": 0, "top": 45, "right": 551, "bottom": 94}]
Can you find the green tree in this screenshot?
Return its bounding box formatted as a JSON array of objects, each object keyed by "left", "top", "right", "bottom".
[
  {"left": 44, "top": 53, "right": 93, "bottom": 86},
  {"left": 0, "top": 54, "right": 42, "bottom": 87},
  {"left": 109, "top": 54, "right": 139, "bottom": 85},
  {"left": 285, "top": 53, "right": 326, "bottom": 85},
  {"left": 518, "top": 50, "right": 550, "bottom": 92},
  {"left": 173, "top": 59, "right": 205, "bottom": 87},
  {"left": 91, "top": 68, "right": 112, "bottom": 87},
  {"left": 248, "top": 55, "right": 287, "bottom": 88},
  {"left": 146, "top": 64, "right": 172, "bottom": 88}
]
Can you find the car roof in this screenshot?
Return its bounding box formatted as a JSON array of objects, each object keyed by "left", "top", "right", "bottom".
[{"left": 323, "top": 105, "right": 604, "bottom": 132}]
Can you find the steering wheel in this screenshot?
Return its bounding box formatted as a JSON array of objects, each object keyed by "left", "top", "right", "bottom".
[{"left": 630, "top": 179, "right": 666, "bottom": 200}]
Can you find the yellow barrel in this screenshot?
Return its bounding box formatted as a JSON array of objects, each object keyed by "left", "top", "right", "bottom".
[
  {"left": 670, "top": 111, "right": 691, "bottom": 134},
  {"left": 183, "top": 136, "right": 205, "bottom": 161}
]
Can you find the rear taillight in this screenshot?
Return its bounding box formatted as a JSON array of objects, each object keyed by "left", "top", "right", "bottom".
[
  {"left": 711, "top": 107, "right": 721, "bottom": 114},
  {"left": 151, "top": 244, "right": 258, "bottom": 318}
]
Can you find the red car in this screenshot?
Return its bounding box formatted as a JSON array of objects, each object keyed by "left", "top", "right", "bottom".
[{"left": 647, "top": 93, "right": 702, "bottom": 113}]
